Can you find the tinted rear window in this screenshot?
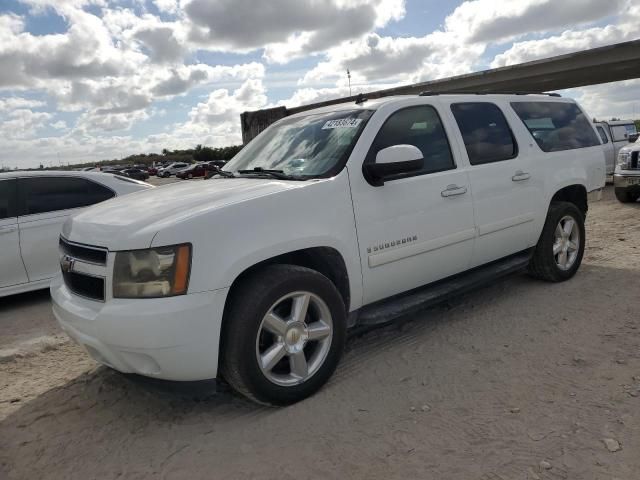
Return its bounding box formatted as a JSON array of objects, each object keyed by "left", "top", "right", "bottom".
[
  {"left": 0, "top": 179, "right": 18, "bottom": 220},
  {"left": 510, "top": 102, "right": 600, "bottom": 152},
  {"left": 18, "top": 177, "right": 115, "bottom": 216},
  {"left": 451, "top": 102, "right": 517, "bottom": 165}
]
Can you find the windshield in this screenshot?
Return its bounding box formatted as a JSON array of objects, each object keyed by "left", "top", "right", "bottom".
[
  {"left": 610, "top": 124, "right": 637, "bottom": 142},
  {"left": 223, "top": 109, "right": 373, "bottom": 178}
]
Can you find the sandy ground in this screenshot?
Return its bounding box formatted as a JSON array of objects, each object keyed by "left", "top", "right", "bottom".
[{"left": 0, "top": 186, "right": 638, "bottom": 480}]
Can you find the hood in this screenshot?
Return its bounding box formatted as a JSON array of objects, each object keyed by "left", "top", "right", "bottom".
[
  {"left": 619, "top": 141, "right": 640, "bottom": 154},
  {"left": 62, "top": 178, "right": 308, "bottom": 250}
]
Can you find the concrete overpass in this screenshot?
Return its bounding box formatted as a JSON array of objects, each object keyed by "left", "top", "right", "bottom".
[{"left": 241, "top": 39, "right": 640, "bottom": 143}]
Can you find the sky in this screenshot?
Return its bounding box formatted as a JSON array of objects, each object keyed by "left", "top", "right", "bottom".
[{"left": 0, "top": 0, "right": 639, "bottom": 169}]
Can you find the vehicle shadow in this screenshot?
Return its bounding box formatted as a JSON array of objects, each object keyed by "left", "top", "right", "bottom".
[
  {"left": 0, "top": 288, "right": 50, "bottom": 310},
  {"left": 1, "top": 263, "right": 639, "bottom": 479}
]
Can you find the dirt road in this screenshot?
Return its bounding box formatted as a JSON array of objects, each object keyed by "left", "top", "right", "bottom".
[{"left": 1, "top": 187, "right": 639, "bottom": 479}]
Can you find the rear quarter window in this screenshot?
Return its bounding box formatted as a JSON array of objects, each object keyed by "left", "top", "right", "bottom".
[{"left": 510, "top": 102, "right": 600, "bottom": 152}]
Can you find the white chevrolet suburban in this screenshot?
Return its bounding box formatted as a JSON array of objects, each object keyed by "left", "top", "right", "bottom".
[{"left": 51, "top": 94, "right": 605, "bottom": 405}]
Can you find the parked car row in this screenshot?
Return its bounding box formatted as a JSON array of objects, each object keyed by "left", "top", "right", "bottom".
[
  {"left": 74, "top": 160, "right": 229, "bottom": 180},
  {"left": 158, "top": 161, "right": 227, "bottom": 179}
]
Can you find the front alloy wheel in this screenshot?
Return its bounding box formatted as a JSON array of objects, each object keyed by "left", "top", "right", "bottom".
[
  {"left": 221, "top": 264, "right": 346, "bottom": 405},
  {"left": 256, "top": 292, "right": 333, "bottom": 386}
]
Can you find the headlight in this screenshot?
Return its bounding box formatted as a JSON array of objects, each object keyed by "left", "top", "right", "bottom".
[
  {"left": 617, "top": 151, "right": 631, "bottom": 169},
  {"left": 113, "top": 244, "right": 191, "bottom": 298}
]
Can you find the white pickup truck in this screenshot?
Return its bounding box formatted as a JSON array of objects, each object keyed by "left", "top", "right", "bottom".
[
  {"left": 614, "top": 137, "right": 640, "bottom": 202},
  {"left": 51, "top": 93, "right": 605, "bottom": 405},
  {"left": 594, "top": 120, "right": 639, "bottom": 174}
]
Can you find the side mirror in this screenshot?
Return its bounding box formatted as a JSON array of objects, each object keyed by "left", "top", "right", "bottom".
[
  {"left": 628, "top": 133, "right": 638, "bottom": 143},
  {"left": 363, "top": 145, "right": 424, "bottom": 186}
]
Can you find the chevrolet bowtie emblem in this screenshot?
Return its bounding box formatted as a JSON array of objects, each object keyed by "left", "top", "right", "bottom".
[{"left": 60, "top": 255, "right": 75, "bottom": 273}]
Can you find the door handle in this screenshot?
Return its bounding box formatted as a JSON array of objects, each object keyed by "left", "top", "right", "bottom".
[
  {"left": 512, "top": 170, "right": 531, "bottom": 182},
  {"left": 0, "top": 226, "right": 18, "bottom": 235},
  {"left": 441, "top": 184, "right": 468, "bottom": 197}
]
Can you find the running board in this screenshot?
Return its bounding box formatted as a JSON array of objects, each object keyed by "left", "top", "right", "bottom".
[{"left": 354, "top": 250, "right": 533, "bottom": 327}]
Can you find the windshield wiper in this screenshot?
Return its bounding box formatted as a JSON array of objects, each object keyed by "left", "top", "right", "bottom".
[{"left": 236, "top": 167, "right": 303, "bottom": 180}]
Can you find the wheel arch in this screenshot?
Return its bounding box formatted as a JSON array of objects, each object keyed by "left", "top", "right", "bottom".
[
  {"left": 550, "top": 184, "right": 588, "bottom": 217},
  {"left": 225, "top": 246, "right": 351, "bottom": 311},
  {"left": 218, "top": 247, "right": 351, "bottom": 380}
]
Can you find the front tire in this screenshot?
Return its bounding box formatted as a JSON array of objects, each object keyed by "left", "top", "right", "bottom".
[
  {"left": 221, "top": 265, "right": 347, "bottom": 406},
  {"left": 615, "top": 188, "right": 638, "bottom": 203},
  {"left": 528, "top": 201, "right": 585, "bottom": 282}
]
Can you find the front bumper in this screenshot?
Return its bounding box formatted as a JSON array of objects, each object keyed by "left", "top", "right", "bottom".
[
  {"left": 613, "top": 173, "right": 640, "bottom": 189},
  {"left": 51, "top": 275, "right": 229, "bottom": 381}
]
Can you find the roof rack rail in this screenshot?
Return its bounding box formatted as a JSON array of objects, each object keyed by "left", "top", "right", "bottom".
[
  {"left": 354, "top": 93, "right": 367, "bottom": 104},
  {"left": 418, "top": 91, "right": 561, "bottom": 97}
]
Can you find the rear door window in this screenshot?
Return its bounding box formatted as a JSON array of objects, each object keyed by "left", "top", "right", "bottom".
[
  {"left": 510, "top": 101, "right": 600, "bottom": 152},
  {"left": 451, "top": 102, "right": 518, "bottom": 165},
  {"left": 0, "top": 179, "right": 18, "bottom": 220},
  {"left": 18, "top": 177, "right": 115, "bottom": 216}
]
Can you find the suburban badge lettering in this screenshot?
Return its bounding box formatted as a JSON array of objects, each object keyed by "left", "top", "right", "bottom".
[{"left": 367, "top": 235, "right": 418, "bottom": 254}]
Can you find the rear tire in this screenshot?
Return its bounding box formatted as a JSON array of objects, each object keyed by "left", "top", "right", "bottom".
[
  {"left": 528, "top": 201, "right": 585, "bottom": 282},
  {"left": 221, "top": 265, "right": 347, "bottom": 406}
]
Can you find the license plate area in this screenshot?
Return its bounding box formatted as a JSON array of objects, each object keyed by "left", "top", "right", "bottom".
[{"left": 627, "top": 177, "right": 640, "bottom": 185}]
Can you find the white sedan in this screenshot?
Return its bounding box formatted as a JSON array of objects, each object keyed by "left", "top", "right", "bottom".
[{"left": 0, "top": 170, "right": 152, "bottom": 297}]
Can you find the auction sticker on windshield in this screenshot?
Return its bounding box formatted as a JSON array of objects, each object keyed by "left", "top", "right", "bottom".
[{"left": 322, "top": 118, "right": 363, "bottom": 129}]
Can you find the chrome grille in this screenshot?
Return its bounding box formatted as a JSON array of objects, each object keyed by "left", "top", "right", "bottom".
[
  {"left": 59, "top": 237, "right": 107, "bottom": 265},
  {"left": 59, "top": 237, "right": 108, "bottom": 301}
]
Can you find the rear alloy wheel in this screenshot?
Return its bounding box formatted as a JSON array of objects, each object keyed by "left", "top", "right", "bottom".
[
  {"left": 553, "top": 215, "right": 580, "bottom": 271},
  {"left": 528, "top": 201, "right": 585, "bottom": 282},
  {"left": 221, "top": 265, "right": 346, "bottom": 405}
]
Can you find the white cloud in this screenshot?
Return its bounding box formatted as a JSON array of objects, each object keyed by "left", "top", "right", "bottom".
[
  {"left": 0, "top": 108, "right": 52, "bottom": 139},
  {"left": 0, "top": 10, "right": 143, "bottom": 90},
  {"left": 491, "top": 3, "right": 640, "bottom": 67},
  {"left": 0, "top": 96, "right": 46, "bottom": 111},
  {"left": 569, "top": 79, "right": 640, "bottom": 121},
  {"left": 300, "top": 30, "right": 483, "bottom": 87},
  {"left": 50, "top": 120, "right": 68, "bottom": 129},
  {"left": 176, "top": 78, "right": 268, "bottom": 144},
  {"left": 152, "top": 0, "right": 178, "bottom": 14},
  {"left": 151, "top": 62, "right": 265, "bottom": 97},
  {"left": 185, "top": 0, "right": 405, "bottom": 63},
  {"left": 445, "top": 0, "right": 628, "bottom": 45},
  {"left": 75, "top": 109, "right": 150, "bottom": 132}
]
